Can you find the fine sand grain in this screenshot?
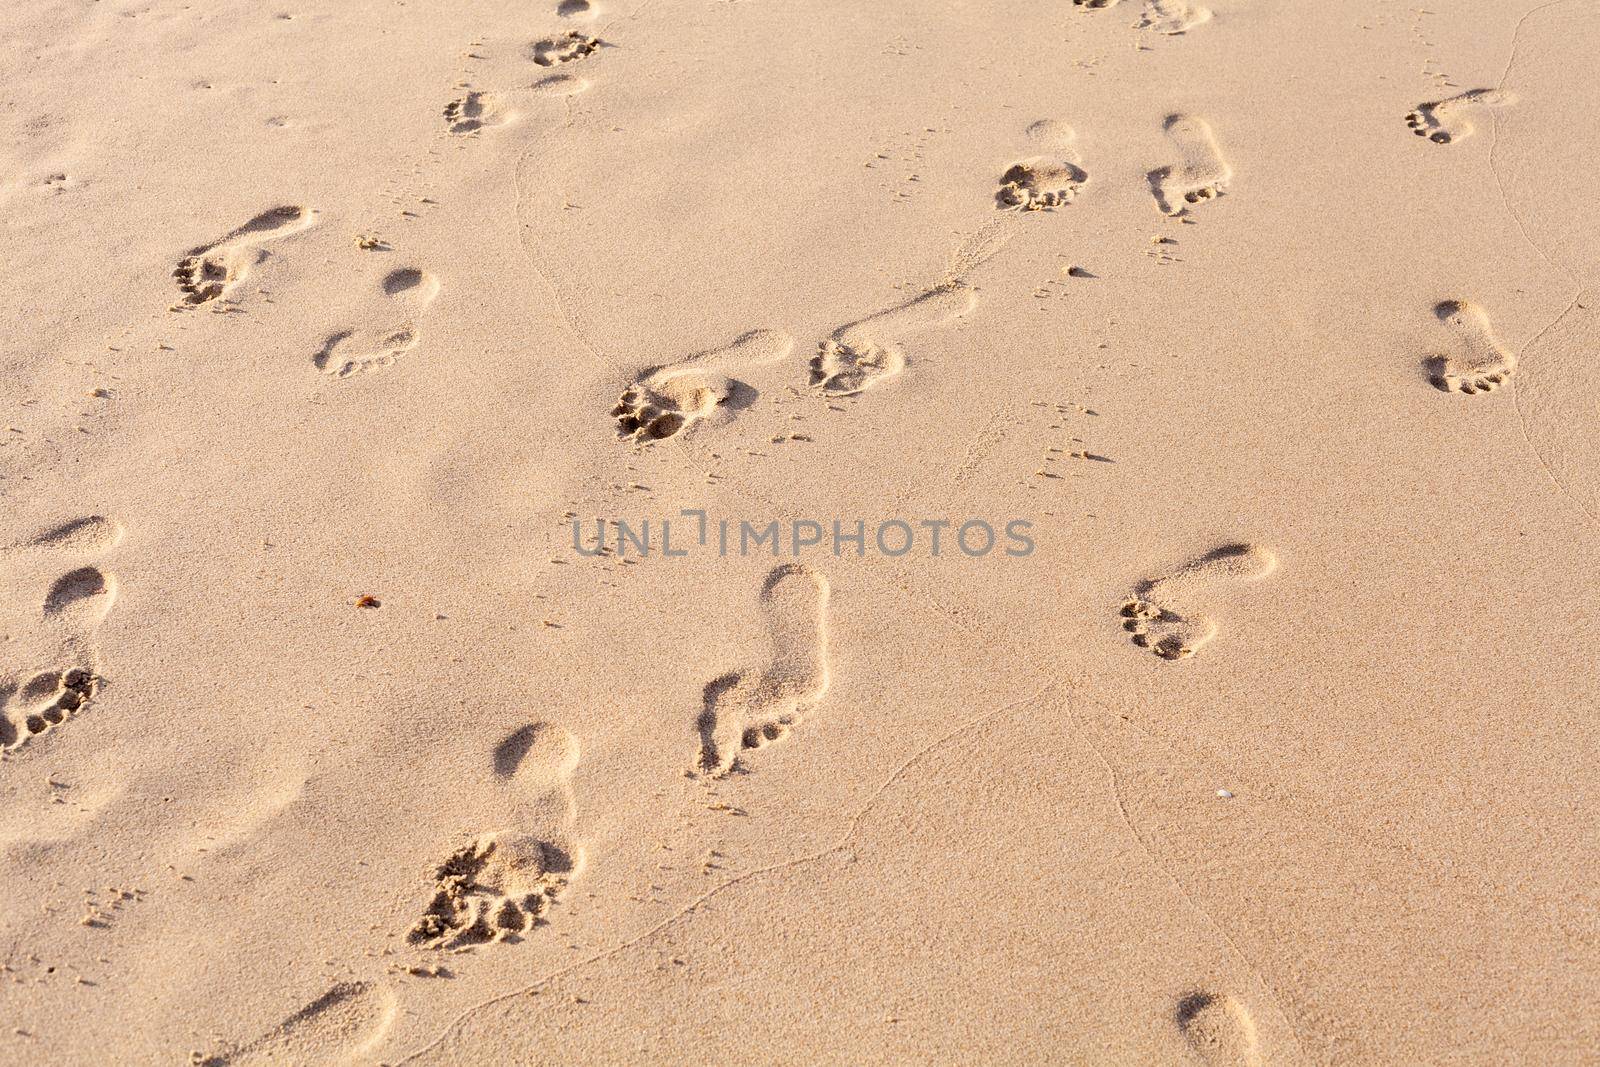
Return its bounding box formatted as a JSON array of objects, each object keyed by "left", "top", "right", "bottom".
[{"left": 2, "top": 0, "right": 1597, "bottom": 1063}]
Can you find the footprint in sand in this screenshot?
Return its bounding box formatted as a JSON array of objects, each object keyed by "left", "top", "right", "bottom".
[
  {"left": 171, "top": 205, "right": 318, "bottom": 309},
  {"left": 444, "top": 90, "right": 518, "bottom": 134},
  {"left": 1136, "top": 0, "right": 1212, "bottom": 34},
  {"left": 1119, "top": 543, "right": 1275, "bottom": 661},
  {"left": 1147, "top": 115, "right": 1231, "bottom": 215},
  {"left": 409, "top": 722, "right": 583, "bottom": 949},
  {"left": 1176, "top": 991, "right": 1263, "bottom": 1067},
  {"left": 997, "top": 120, "right": 1088, "bottom": 211},
  {"left": 313, "top": 267, "right": 440, "bottom": 378},
  {"left": 205, "top": 982, "right": 398, "bottom": 1066},
  {"left": 812, "top": 284, "right": 978, "bottom": 396},
  {"left": 0, "top": 517, "right": 122, "bottom": 750},
  {"left": 1073, "top": 0, "right": 1124, "bottom": 8},
  {"left": 692, "top": 564, "right": 830, "bottom": 779},
  {"left": 528, "top": 30, "right": 601, "bottom": 66},
  {"left": 1425, "top": 299, "right": 1515, "bottom": 395},
  {"left": 612, "top": 329, "right": 794, "bottom": 442},
  {"left": 1405, "top": 88, "right": 1515, "bottom": 145}
]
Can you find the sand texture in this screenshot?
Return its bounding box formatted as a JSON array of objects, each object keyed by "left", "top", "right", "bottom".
[{"left": 1, "top": 0, "right": 1597, "bottom": 1063}]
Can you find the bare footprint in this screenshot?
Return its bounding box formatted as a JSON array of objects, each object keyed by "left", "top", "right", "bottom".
[
  {"left": 1426, "top": 299, "right": 1515, "bottom": 394},
  {"left": 313, "top": 267, "right": 440, "bottom": 377},
  {"left": 172, "top": 205, "right": 318, "bottom": 309},
  {"left": 1119, "top": 543, "right": 1275, "bottom": 661},
  {"left": 1136, "top": 0, "right": 1213, "bottom": 34},
  {"left": 1176, "top": 991, "right": 1263, "bottom": 1067},
  {"left": 1147, "top": 115, "right": 1231, "bottom": 215},
  {"left": 692, "top": 564, "right": 830, "bottom": 779},
  {"left": 997, "top": 120, "right": 1088, "bottom": 211},
  {"left": 410, "top": 722, "right": 583, "bottom": 949},
  {"left": 0, "top": 517, "right": 121, "bottom": 749},
  {"left": 444, "top": 90, "right": 517, "bottom": 134},
  {"left": 812, "top": 284, "right": 977, "bottom": 396},
  {"left": 1405, "top": 88, "right": 1515, "bottom": 145},
  {"left": 556, "top": 0, "right": 598, "bottom": 18},
  {"left": 43, "top": 566, "right": 117, "bottom": 621},
  {"left": 613, "top": 329, "right": 794, "bottom": 442},
  {"left": 528, "top": 31, "right": 601, "bottom": 66},
  {"left": 205, "top": 982, "right": 398, "bottom": 1066}
]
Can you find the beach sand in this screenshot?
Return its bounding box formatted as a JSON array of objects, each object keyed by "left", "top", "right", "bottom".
[{"left": 1, "top": 0, "right": 1596, "bottom": 1062}]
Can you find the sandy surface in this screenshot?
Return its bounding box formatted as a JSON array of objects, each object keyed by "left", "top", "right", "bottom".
[{"left": 2, "top": 0, "right": 1597, "bottom": 1063}]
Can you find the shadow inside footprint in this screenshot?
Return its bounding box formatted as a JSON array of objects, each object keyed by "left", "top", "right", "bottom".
[
  {"left": 45, "top": 567, "right": 112, "bottom": 617},
  {"left": 493, "top": 724, "right": 543, "bottom": 778},
  {"left": 1176, "top": 991, "right": 1263, "bottom": 1066},
  {"left": 24, "top": 516, "right": 123, "bottom": 553},
  {"left": 382, "top": 268, "right": 427, "bottom": 296}
]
